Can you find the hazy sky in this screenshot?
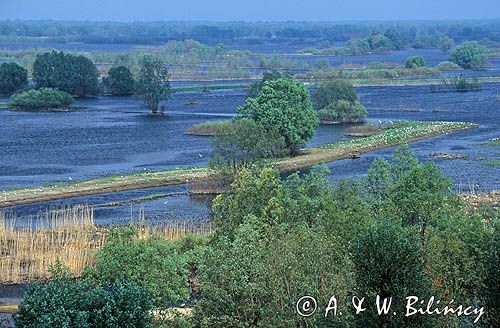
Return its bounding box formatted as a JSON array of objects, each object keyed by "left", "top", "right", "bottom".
[{"left": 1, "top": 0, "right": 498, "bottom": 21}]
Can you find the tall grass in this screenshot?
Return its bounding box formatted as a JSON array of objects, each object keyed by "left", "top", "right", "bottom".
[{"left": 0, "top": 206, "right": 213, "bottom": 284}]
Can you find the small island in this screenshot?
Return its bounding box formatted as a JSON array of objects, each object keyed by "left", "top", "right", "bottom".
[{"left": 9, "top": 88, "right": 74, "bottom": 111}]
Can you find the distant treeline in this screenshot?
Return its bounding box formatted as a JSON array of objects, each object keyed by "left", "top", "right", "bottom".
[{"left": 0, "top": 20, "right": 499, "bottom": 45}]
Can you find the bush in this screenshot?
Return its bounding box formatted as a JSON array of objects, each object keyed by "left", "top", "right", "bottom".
[
  {"left": 435, "top": 61, "right": 462, "bottom": 71},
  {"left": 317, "top": 99, "right": 367, "bottom": 123},
  {"left": 352, "top": 222, "right": 434, "bottom": 327},
  {"left": 0, "top": 62, "right": 27, "bottom": 94},
  {"left": 312, "top": 80, "right": 357, "bottom": 110},
  {"left": 104, "top": 66, "right": 135, "bottom": 95},
  {"left": 10, "top": 88, "right": 74, "bottom": 110},
  {"left": 209, "top": 118, "right": 286, "bottom": 174},
  {"left": 405, "top": 55, "right": 426, "bottom": 68},
  {"left": 247, "top": 70, "right": 289, "bottom": 98},
  {"left": 85, "top": 227, "right": 190, "bottom": 306},
  {"left": 33, "top": 51, "right": 99, "bottom": 96},
  {"left": 450, "top": 41, "right": 488, "bottom": 69},
  {"left": 239, "top": 77, "right": 318, "bottom": 154},
  {"left": 15, "top": 274, "right": 154, "bottom": 328}
]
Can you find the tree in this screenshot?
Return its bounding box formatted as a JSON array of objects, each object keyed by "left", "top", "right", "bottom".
[
  {"left": 352, "top": 222, "right": 434, "bottom": 328},
  {"left": 450, "top": 41, "right": 488, "bottom": 69},
  {"left": 247, "top": 70, "right": 289, "bottom": 98},
  {"left": 438, "top": 36, "right": 455, "bottom": 54},
  {"left": 405, "top": 55, "right": 426, "bottom": 69},
  {"left": 33, "top": 51, "right": 99, "bottom": 96},
  {"left": 368, "top": 32, "right": 393, "bottom": 52},
  {"left": 0, "top": 62, "right": 27, "bottom": 94},
  {"left": 209, "top": 118, "right": 286, "bottom": 174},
  {"left": 384, "top": 28, "right": 406, "bottom": 50},
  {"left": 313, "top": 80, "right": 367, "bottom": 123},
  {"left": 135, "top": 55, "right": 171, "bottom": 113},
  {"left": 346, "top": 38, "right": 371, "bottom": 55},
  {"left": 103, "top": 66, "right": 135, "bottom": 95},
  {"left": 239, "top": 78, "right": 318, "bottom": 154},
  {"left": 312, "top": 80, "right": 357, "bottom": 110}
]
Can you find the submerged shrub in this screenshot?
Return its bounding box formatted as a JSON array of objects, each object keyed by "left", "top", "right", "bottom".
[
  {"left": 0, "top": 62, "right": 28, "bottom": 94},
  {"left": 10, "top": 88, "right": 74, "bottom": 110}
]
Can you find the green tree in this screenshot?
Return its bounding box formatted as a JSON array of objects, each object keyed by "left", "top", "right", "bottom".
[
  {"left": 347, "top": 37, "right": 371, "bottom": 55},
  {"left": 438, "top": 36, "right": 455, "bottom": 54},
  {"left": 450, "top": 41, "right": 488, "bottom": 69},
  {"left": 247, "top": 70, "right": 289, "bottom": 98},
  {"left": 312, "top": 80, "right": 357, "bottom": 110},
  {"left": 33, "top": 51, "right": 99, "bottom": 96},
  {"left": 368, "top": 32, "right": 393, "bottom": 52},
  {"left": 209, "top": 118, "right": 286, "bottom": 174},
  {"left": 384, "top": 28, "right": 406, "bottom": 50},
  {"left": 104, "top": 66, "right": 135, "bottom": 95},
  {"left": 239, "top": 78, "right": 318, "bottom": 154},
  {"left": 352, "top": 222, "right": 434, "bottom": 328},
  {"left": 0, "top": 62, "right": 27, "bottom": 94},
  {"left": 135, "top": 55, "right": 171, "bottom": 113},
  {"left": 405, "top": 55, "right": 426, "bottom": 69}
]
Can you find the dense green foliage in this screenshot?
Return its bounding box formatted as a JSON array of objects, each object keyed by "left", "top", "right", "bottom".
[
  {"left": 10, "top": 88, "right": 74, "bottom": 110},
  {"left": 247, "top": 71, "right": 289, "bottom": 98},
  {"left": 33, "top": 51, "right": 99, "bottom": 96},
  {"left": 209, "top": 118, "right": 286, "bottom": 174},
  {"left": 1, "top": 20, "right": 497, "bottom": 45},
  {"left": 313, "top": 80, "right": 357, "bottom": 109},
  {"left": 239, "top": 77, "right": 318, "bottom": 154},
  {"left": 352, "top": 223, "right": 434, "bottom": 327},
  {"left": 0, "top": 62, "right": 27, "bottom": 94},
  {"left": 103, "top": 66, "right": 135, "bottom": 95},
  {"left": 84, "top": 226, "right": 190, "bottom": 306},
  {"left": 317, "top": 100, "right": 368, "bottom": 123},
  {"left": 450, "top": 41, "right": 489, "bottom": 69},
  {"left": 405, "top": 55, "right": 426, "bottom": 68},
  {"left": 194, "top": 145, "right": 498, "bottom": 327},
  {"left": 15, "top": 267, "right": 154, "bottom": 328},
  {"left": 135, "top": 55, "right": 171, "bottom": 113},
  {"left": 313, "top": 80, "right": 367, "bottom": 122}
]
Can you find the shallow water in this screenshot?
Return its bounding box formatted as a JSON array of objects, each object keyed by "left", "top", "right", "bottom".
[{"left": 0, "top": 85, "right": 498, "bottom": 224}]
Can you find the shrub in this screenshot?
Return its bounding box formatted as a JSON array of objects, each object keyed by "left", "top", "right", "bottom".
[
  {"left": 104, "top": 66, "right": 135, "bottom": 95},
  {"left": 317, "top": 99, "right": 367, "bottom": 123},
  {"left": 405, "top": 55, "right": 426, "bottom": 69},
  {"left": 435, "top": 61, "right": 462, "bottom": 71},
  {"left": 15, "top": 274, "right": 154, "bottom": 328},
  {"left": 209, "top": 118, "right": 286, "bottom": 174},
  {"left": 312, "top": 80, "right": 357, "bottom": 110},
  {"left": 0, "top": 62, "right": 27, "bottom": 94},
  {"left": 450, "top": 41, "right": 488, "bottom": 69},
  {"left": 239, "top": 77, "right": 318, "bottom": 154},
  {"left": 10, "top": 88, "right": 74, "bottom": 110},
  {"left": 196, "top": 217, "right": 354, "bottom": 327},
  {"left": 85, "top": 227, "right": 190, "bottom": 306},
  {"left": 352, "top": 222, "right": 434, "bottom": 327},
  {"left": 247, "top": 70, "right": 289, "bottom": 98}
]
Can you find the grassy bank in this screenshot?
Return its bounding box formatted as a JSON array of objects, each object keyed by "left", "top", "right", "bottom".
[{"left": 0, "top": 121, "right": 478, "bottom": 207}]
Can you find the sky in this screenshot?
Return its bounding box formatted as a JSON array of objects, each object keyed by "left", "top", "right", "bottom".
[{"left": 1, "top": 0, "right": 499, "bottom": 21}]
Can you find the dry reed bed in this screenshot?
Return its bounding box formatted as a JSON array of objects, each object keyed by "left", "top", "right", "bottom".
[{"left": 0, "top": 206, "right": 212, "bottom": 284}]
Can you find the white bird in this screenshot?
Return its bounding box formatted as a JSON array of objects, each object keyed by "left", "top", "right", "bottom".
[
  {"left": 68, "top": 177, "right": 72, "bottom": 181},
  {"left": 198, "top": 153, "right": 203, "bottom": 157}
]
